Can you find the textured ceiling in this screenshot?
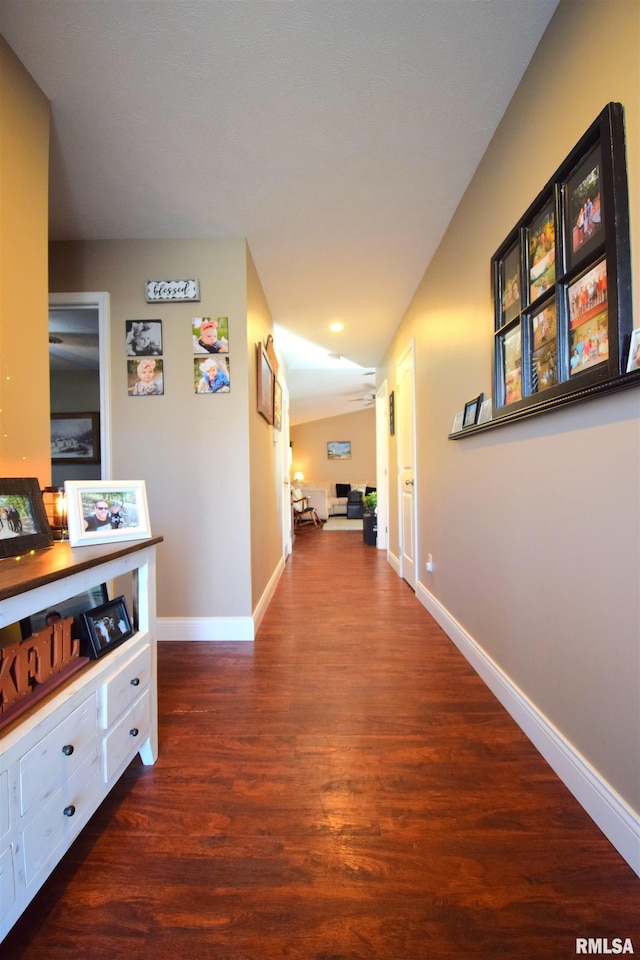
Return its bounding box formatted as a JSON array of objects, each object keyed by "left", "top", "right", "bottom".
[{"left": 0, "top": 0, "right": 560, "bottom": 423}]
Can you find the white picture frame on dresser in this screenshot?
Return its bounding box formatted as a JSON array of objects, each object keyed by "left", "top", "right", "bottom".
[{"left": 65, "top": 479, "right": 151, "bottom": 547}]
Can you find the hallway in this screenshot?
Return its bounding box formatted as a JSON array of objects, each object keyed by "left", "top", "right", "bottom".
[{"left": 3, "top": 528, "right": 639, "bottom": 959}]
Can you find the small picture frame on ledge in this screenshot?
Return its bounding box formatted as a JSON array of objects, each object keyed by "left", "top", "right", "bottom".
[
  {"left": 463, "top": 393, "right": 484, "bottom": 428},
  {"left": 478, "top": 398, "right": 493, "bottom": 424},
  {"left": 82, "top": 595, "right": 134, "bottom": 659},
  {"left": 626, "top": 329, "right": 640, "bottom": 373}
]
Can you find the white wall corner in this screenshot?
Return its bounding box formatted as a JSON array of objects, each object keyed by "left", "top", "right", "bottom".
[
  {"left": 415, "top": 578, "right": 640, "bottom": 879},
  {"left": 156, "top": 556, "right": 285, "bottom": 643}
]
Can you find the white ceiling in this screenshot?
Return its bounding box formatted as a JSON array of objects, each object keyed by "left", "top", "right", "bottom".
[{"left": 0, "top": 0, "right": 560, "bottom": 423}]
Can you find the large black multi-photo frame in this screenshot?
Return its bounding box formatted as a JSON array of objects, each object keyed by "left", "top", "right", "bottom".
[{"left": 490, "top": 102, "right": 635, "bottom": 425}]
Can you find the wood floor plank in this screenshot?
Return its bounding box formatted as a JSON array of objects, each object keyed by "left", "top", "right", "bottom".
[{"left": 2, "top": 527, "right": 639, "bottom": 958}]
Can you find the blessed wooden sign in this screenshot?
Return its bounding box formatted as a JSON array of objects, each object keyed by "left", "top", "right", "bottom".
[
  {"left": 0, "top": 617, "right": 80, "bottom": 715},
  {"left": 146, "top": 279, "right": 200, "bottom": 302}
]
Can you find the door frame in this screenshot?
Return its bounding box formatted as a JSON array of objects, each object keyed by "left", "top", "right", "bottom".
[
  {"left": 49, "top": 292, "right": 112, "bottom": 479},
  {"left": 396, "top": 339, "right": 418, "bottom": 588},
  {"left": 375, "top": 379, "right": 389, "bottom": 551}
]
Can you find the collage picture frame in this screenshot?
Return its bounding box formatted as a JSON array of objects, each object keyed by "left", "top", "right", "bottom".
[{"left": 490, "top": 102, "right": 635, "bottom": 425}]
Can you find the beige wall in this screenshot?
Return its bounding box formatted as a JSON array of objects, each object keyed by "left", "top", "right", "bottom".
[
  {"left": 290, "top": 407, "right": 376, "bottom": 488},
  {"left": 49, "top": 238, "right": 280, "bottom": 624},
  {"left": 246, "top": 245, "right": 283, "bottom": 612},
  {"left": 0, "top": 37, "right": 50, "bottom": 484},
  {"left": 379, "top": 0, "right": 640, "bottom": 812}
]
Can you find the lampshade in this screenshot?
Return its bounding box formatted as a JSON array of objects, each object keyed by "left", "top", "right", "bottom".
[{"left": 293, "top": 471, "right": 304, "bottom": 482}]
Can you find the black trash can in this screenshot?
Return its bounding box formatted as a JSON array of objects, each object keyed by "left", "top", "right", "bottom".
[{"left": 363, "top": 514, "right": 377, "bottom": 546}]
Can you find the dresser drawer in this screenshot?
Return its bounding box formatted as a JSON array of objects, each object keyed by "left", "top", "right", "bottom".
[
  {"left": 0, "top": 845, "right": 15, "bottom": 922},
  {"left": 19, "top": 695, "right": 97, "bottom": 817},
  {"left": 103, "top": 691, "right": 150, "bottom": 783},
  {"left": 101, "top": 644, "right": 151, "bottom": 729},
  {"left": 22, "top": 747, "right": 100, "bottom": 886},
  {"left": 0, "top": 770, "right": 9, "bottom": 839}
]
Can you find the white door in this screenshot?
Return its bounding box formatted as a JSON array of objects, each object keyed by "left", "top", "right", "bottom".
[{"left": 397, "top": 341, "right": 417, "bottom": 589}]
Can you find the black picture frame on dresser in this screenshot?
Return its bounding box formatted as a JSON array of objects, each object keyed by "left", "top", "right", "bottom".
[
  {"left": 0, "top": 478, "right": 54, "bottom": 560},
  {"left": 82, "top": 595, "right": 134, "bottom": 659}
]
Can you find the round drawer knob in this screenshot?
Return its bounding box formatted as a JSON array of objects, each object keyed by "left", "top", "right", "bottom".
[
  {"left": 63, "top": 805, "right": 76, "bottom": 818},
  {"left": 130, "top": 677, "right": 140, "bottom": 686},
  {"left": 130, "top": 727, "right": 139, "bottom": 737},
  {"left": 61, "top": 744, "right": 74, "bottom": 756}
]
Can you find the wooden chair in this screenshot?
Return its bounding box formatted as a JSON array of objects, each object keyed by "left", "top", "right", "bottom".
[{"left": 291, "top": 488, "right": 319, "bottom": 527}]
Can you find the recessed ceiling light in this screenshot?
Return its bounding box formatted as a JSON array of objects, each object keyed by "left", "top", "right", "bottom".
[{"left": 329, "top": 322, "right": 344, "bottom": 332}]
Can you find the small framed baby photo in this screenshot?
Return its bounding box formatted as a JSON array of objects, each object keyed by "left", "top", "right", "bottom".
[{"left": 128, "top": 357, "right": 164, "bottom": 396}]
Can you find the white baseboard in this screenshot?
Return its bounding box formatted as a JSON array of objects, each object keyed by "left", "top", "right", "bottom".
[
  {"left": 387, "top": 548, "right": 400, "bottom": 576},
  {"left": 416, "top": 578, "right": 640, "bottom": 878},
  {"left": 253, "top": 555, "right": 285, "bottom": 634},
  {"left": 156, "top": 616, "right": 255, "bottom": 642},
  {"left": 156, "top": 556, "right": 286, "bottom": 644}
]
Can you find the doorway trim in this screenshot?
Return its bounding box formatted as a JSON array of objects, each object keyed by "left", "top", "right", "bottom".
[
  {"left": 396, "top": 338, "right": 418, "bottom": 589},
  {"left": 49, "top": 292, "right": 112, "bottom": 479},
  {"left": 375, "top": 379, "right": 389, "bottom": 551}
]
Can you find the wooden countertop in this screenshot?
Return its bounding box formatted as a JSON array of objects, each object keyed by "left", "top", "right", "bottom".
[{"left": 0, "top": 537, "right": 164, "bottom": 602}]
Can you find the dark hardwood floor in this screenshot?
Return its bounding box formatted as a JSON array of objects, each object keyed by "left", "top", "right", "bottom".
[{"left": 3, "top": 526, "right": 639, "bottom": 959}]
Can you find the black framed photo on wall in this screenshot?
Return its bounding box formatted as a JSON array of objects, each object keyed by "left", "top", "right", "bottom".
[{"left": 489, "top": 102, "right": 636, "bottom": 427}]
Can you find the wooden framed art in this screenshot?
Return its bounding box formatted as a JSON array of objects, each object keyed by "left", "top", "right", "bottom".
[
  {"left": 51, "top": 412, "right": 100, "bottom": 463},
  {"left": 256, "top": 341, "right": 274, "bottom": 424},
  {"left": 484, "top": 102, "right": 636, "bottom": 430},
  {"left": 327, "top": 441, "right": 351, "bottom": 460},
  {"left": 0, "top": 478, "right": 53, "bottom": 559}
]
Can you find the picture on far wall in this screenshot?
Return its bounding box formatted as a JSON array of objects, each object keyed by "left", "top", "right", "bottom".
[
  {"left": 125, "top": 320, "right": 163, "bottom": 356},
  {"left": 327, "top": 441, "right": 351, "bottom": 460},
  {"left": 194, "top": 356, "right": 230, "bottom": 393},
  {"left": 128, "top": 358, "right": 164, "bottom": 396},
  {"left": 192, "top": 317, "right": 229, "bottom": 354},
  {"left": 51, "top": 412, "right": 100, "bottom": 462}
]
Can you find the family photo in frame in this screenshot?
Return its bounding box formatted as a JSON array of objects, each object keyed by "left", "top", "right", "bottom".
[
  {"left": 82, "top": 596, "right": 134, "bottom": 659},
  {"left": 64, "top": 480, "right": 151, "bottom": 547},
  {"left": 0, "top": 478, "right": 53, "bottom": 560}
]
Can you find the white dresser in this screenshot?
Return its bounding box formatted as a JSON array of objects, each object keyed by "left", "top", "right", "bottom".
[{"left": 0, "top": 537, "right": 161, "bottom": 943}]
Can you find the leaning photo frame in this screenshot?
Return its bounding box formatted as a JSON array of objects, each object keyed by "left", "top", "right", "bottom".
[
  {"left": 256, "top": 341, "right": 274, "bottom": 423},
  {"left": 82, "top": 595, "right": 134, "bottom": 659},
  {"left": 65, "top": 480, "right": 151, "bottom": 547},
  {"left": 0, "top": 478, "right": 54, "bottom": 560}
]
